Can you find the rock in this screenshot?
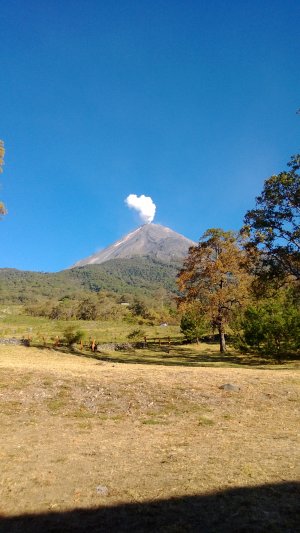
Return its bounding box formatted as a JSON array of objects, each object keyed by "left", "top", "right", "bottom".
[
  {"left": 219, "top": 383, "right": 240, "bottom": 392},
  {"left": 115, "top": 343, "right": 134, "bottom": 351},
  {"left": 96, "top": 485, "right": 109, "bottom": 496},
  {"left": 96, "top": 343, "right": 116, "bottom": 353},
  {"left": 96, "top": 342, "right": 134, "bottom": 353},
  {"left": 0, "top": 337, "right": 23, "bottom": 345}
]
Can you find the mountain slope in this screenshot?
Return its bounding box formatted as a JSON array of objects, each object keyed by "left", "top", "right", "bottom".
[
  {"left": 72, "top": 224, "right": 195, "bottom": 267},
  {"left": 0, "top": 257, "right": 181, "bottom": 304},
  {"left": 0, "top": 224, "right": 195, "bottom": 304}
]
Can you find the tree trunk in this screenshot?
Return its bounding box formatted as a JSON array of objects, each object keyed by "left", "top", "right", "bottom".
[{"left": 218, "top": 325, "right": 226, "bottom": 353}]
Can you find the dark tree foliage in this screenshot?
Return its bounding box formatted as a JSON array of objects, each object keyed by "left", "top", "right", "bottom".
[
  {"left": 243, "top": 155, "right": 300, "bottom": 280},
  {"left": 232, "top": 290, "right": 300, "bottom": 359},
  {"left": 129, "top": 299, "right": 150, "bottom": 319},
  {"left": 180, "top": 310, "right": 208, "bottom": 343}
]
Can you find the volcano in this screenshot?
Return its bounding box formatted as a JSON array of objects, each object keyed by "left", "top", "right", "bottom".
[{"left": 72, "top": 224, "right": 195, "bottom": 267}]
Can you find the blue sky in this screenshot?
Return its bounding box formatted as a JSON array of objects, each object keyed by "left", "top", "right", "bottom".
[{"left": 1, "top": 0, "right": 299, "bottom": 271}]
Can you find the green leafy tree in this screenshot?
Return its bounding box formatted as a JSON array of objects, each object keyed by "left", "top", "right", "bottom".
[
  {"left": 177, "top": 229, "right": 251, "bottom": 352},
  {"left": 243, "top": 155, "right": 300, "bottom": 281},
  {"left": 180, "top": 307, "right": 208, "bottom": 343},
  {"left": 232, "top": 292, "right": 300, "bottom": 359}
]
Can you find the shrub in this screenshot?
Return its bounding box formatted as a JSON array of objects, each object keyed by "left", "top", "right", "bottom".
[
  {"left": 62, "top": 326, "right": 85, "bottom": 346},
  {"left": 180, "top": 311, "right": 208, "bottom": 343},
  {"left": 127, "top": 328, "right": 146, "bottom": 340},
  {"left": 232, "top": 298, "right": 300, "bottom": 359}
]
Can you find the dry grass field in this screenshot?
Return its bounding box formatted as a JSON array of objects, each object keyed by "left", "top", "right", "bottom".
[{"left": 0, "top": 345, "right": 299, "bottom": 531}]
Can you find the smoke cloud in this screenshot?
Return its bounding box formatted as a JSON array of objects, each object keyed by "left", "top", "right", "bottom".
[{"left": 125, "top": 194, "right": 156, "bottom": 224}]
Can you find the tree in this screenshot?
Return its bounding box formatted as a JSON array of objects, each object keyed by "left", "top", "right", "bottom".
[
  {"left": 177, "top": 229, "right": 250, "bottom": 352},
  {"left": 77, "top": 297, "right": 98, "bottom": 320},
  {"left": 0, "top": 140, "right": 6, "bottom": 216},
  {"left": 129, "top": 298, "right": 150, "bottom": 319},
  {"left": 243, "top": 155, "right": 300, "bottom": 281},
  {"left": 180, "top": 307, "right": 208, "bottom": 343},
  {"left": 231, "top": 291, "right": 300, "bottom": 359}
]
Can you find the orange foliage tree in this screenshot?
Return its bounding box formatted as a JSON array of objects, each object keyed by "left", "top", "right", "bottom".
[{"left": 177, "top": 229, "right": 251, "bottom": 352}]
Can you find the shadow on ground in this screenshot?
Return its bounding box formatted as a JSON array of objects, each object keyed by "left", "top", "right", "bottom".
[
  {"left": 32, "top": 342, "right": 280, "bottom": 368},
  {"left": 1, "top": 482, "right": 299, "bottom": 532},
  {"left": 94, "top": 350, "right": 263, "bottom": 367}
]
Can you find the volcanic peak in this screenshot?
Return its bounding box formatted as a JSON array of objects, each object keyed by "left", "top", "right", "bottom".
[{"left": 72, "top": 223, "right": 195, "bottom": 267}]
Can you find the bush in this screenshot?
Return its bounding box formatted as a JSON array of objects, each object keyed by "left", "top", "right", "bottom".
[
  {"left": 62, "top": 326, "right": 85, "bottom": 346},
  {"left": 129, "top": 299, "right": 150, "bottom": 319},
  {"left": 180, "top": 312, "right": 208, "bottom": 343},
  {"left": 232, "top": 298, "right": 300, "bottom": 359},
  {"left": 76, "top": 298, "right": 98, "bottom": 320},
  {"left": 127, "top": 328, "right": 146, "bottom": 340}
]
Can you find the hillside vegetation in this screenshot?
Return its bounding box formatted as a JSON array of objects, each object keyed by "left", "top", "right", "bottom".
[
  {"left": 0, "top": 256, "right": 180, "bottom": 304},
  {"left": 0, "top": 257, "right": 182, "bottom": 332}
]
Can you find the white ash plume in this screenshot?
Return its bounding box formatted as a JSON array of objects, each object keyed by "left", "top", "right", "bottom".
[{"left": 125, "top": 194, "right": 156, "bottom": 224}]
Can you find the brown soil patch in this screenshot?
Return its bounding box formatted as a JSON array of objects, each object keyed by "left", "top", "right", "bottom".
[{"left": 0, "top": 346, "right": 299, "bottom": 530}]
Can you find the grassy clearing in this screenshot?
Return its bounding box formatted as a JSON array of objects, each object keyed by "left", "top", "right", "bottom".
[
  {"left": 0, "top": 305, "right": 180, "bottom": 343},
  {"left": 0, "top": 344, "right": 299, "bottom": 529},
  {"left": 1, "top": 306, "right": 299, "bottom": 369}
]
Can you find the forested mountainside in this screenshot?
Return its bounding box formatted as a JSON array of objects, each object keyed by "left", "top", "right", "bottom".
[{"left": 0, "top": 256, "right": 181, "bottom": 304}]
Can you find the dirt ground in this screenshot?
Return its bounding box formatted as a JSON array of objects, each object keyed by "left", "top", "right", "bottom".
[{"left": 0, "top": 345, "right": 299, "bottom": 531}]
